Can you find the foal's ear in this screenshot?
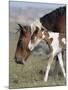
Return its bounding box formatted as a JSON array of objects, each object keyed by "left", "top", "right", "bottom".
[{"left": 33, "top": 27, "right": 39, "bottom": 34}]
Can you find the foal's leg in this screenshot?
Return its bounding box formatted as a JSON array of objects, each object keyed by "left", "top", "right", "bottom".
[
  {"left": 57, "top": 52, "right": 66, "bottom": 78},
  {"left": 44, "top": 54, "right": 54, "bottom": 82}
]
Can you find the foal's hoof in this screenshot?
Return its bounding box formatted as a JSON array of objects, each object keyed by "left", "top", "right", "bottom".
[{"left": 44, "top": 77, "right": 48, "bottom": 82}]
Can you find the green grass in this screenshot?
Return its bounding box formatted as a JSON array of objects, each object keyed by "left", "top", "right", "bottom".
[{"left": 9, "top": 36, "right": 66, "bottom": 89}]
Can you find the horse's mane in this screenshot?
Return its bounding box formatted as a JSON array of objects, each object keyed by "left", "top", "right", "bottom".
[
  {"left": 51, "top": 6, "right": 66, "bottom": 16},
  {"left": 40, "top": 6, "right": 66, "bottom": 20}
]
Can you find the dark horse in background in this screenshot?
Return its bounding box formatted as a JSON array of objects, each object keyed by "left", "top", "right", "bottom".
[
  {"left": 40, "top": 6, "right": 66, "bottom": 34},
  {"left": 15, "top": 6, "right": 66, "bottom": 72}
]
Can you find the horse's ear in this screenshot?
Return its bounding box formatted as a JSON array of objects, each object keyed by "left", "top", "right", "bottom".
[{"left": 18, "top": 24, "right": 26, "bottom": 34}]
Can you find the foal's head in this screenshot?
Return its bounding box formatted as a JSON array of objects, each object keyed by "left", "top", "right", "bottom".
[
  {"left": 15, "top": 24, "right": 31, "bottom": 64},
  {"left": 28, "top": 27, "right": 53, "bottom": 51},
  {"left": 28, "top": 27, "right": 47, "bottom": 51}
]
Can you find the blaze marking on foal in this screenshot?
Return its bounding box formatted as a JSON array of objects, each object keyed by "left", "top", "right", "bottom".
[{"left": 28, "top": 29, "right": 66, "bottom": 82}]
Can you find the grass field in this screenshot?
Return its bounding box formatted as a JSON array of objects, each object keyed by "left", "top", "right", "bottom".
[{"left": 9, "top": 35, "right": 66, "bottom": 89}]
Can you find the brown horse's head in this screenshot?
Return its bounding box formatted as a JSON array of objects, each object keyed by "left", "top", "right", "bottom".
[{"left": 15, "top": 24, "right": 31, "bottom": 64}]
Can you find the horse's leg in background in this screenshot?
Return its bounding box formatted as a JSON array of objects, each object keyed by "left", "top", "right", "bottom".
[
  {"left": 57, "top": 52, "right": 66, "bottom": 78},
  {"left": 62, "top": 49, "right": 66, "bottom": 72},
  {"left": 44, "top": 54, "right": 54, "bottom": 82},
  {"left": 53, "top": 56, "right": 60, "bottom": 76}
]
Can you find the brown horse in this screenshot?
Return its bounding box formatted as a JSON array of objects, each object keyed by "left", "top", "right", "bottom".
[{"left": 15, "top": 24, "right": 31, "bottom": 64}]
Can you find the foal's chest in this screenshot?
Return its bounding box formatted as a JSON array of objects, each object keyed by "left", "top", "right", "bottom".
[{"left": 48, "top": 32, "right": 65, "bottom": 54}]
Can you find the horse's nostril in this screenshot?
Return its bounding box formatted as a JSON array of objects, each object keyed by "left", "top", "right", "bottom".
[
  {"left": 15, "top": 60, "right": 21, "bottom": 64},
  {"left": 15, "top": 59, "right": 24, "bottom": 64}
]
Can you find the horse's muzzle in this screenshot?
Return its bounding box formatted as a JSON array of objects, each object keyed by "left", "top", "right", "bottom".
[{"left": 15, "top": 58, "right": 25, "bottom": 65}]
